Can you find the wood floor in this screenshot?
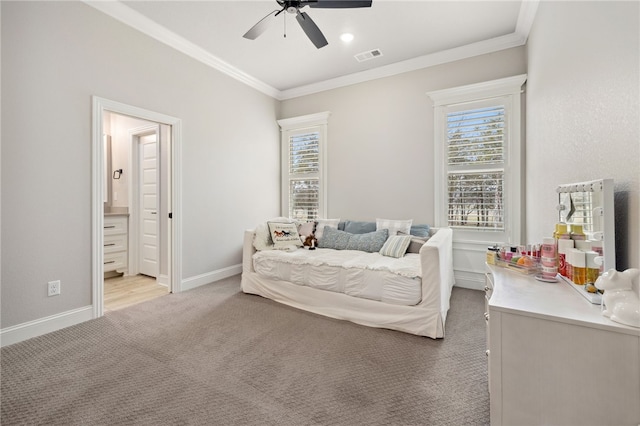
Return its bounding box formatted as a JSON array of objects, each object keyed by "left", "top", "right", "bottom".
[{"left": 104, "top": 274, "right": 169, "bottom": 312}]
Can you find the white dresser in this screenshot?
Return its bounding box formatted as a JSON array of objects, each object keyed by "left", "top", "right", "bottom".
[
  {"left": 104, "top": 214, "right": 128, "bottom": 273},
  {"left": 486, "top": 265, "right": 640, "bottom": 426}
]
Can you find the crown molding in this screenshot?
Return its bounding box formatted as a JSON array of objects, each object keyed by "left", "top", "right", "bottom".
[
  {"left": 84, "top": 0, "right": 539, "bottom": 101},
  {"left": 83, "top": 1, "right": 280, "bottom": 99}
]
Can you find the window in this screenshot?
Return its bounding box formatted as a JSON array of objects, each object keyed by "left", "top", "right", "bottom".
[
  {"left": 428, "top": 75, "right": 526, "bottom": 245},
  {"left": 277, "top": 112, "right": 330, "bottom": 220}
]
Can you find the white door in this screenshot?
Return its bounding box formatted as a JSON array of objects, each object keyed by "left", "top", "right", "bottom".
[{"left": 139, "top": 134, "right": 159, "bottom": 278}]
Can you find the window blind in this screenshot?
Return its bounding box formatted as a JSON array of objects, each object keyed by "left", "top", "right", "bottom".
[
  {"left": 288, "top": 131, "right": 320, "bottom": 220},
  {"left": 446, "top": 105, "right": 505, "bottom": 230}
]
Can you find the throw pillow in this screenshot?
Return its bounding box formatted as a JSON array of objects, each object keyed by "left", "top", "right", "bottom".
[
  {"left": 376, "top": 218, "right": 413, "bottom": 237},
  {"left": 253, "top": 217, "right": 294, "bottom": 251},
  {"left": 345, "top": 229, "right": 389, "bottom": 253},
  {"left": 268, "top": 222, "right": 303, "bottom": 249},
  {"left": 343, "top": 220, "right": 377, "bottom": 234},
  {"left": 297, "top": 221, "right": 316, "bottom": 237},
  {"left": 379, "top": 235, "right": 413, "bottom": 258},
  {"left": 317, "top": 226, "right": 350, "bottom": 250},
  {"left": 398, "top": 231, "right": 429, "bottom": 254},
  {"left": 410, "top": 224, "right": 431, "bottom": 238},
  {"left": 315, "top": 218, "right": 340, "bottom": 241}
]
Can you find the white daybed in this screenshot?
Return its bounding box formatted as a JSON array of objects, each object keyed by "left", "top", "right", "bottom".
[{"left": 241, "top": 227, "right": 455, "bottom": 338}]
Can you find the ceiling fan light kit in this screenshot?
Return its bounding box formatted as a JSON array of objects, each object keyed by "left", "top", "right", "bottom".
[{"left": 243, "top": 0, "right": 372, "bottom": 49}]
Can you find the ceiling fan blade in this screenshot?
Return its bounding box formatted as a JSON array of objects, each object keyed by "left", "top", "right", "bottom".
[
  {"left": 296, "top": 11, "right": 328, "bottom": 49},
  {"left": 306, "top": 0, "right": 372, "bottom": 8},
  {"left": 243, "top": 9, "right": 280, "bottom": 40}
]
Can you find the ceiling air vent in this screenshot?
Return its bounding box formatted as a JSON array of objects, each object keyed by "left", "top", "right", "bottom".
[{"left": 354, "top": 49, "right": 383, "bottom": 63}]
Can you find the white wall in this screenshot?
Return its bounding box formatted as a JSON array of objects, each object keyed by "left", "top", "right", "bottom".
[
  {"left": 526, "top": 1, "right": 639, "bottom": 274},
  {"left": 280, "top": 48, "right": 527, "bottom": 289},
  {"left": 280, "top": 48, "right": 526, "bottom": 224},
  {"left": 1, "top": 1, "right": 281, "bottom": 329}
]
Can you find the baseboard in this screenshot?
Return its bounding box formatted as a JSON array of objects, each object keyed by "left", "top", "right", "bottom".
[
  {"left": 181, "top": 264, "right": 242, "bottom": 292},
  {"left": 0, "top": 305, "right": 94, "bottom": 348},
  {"left": 453, "top": 270, "right": 485, "bottom": 291},
  {"left": 157, "top": 274, "right": 169, "bottom": 287},
  {"left": 1, "top": 264, "right": 242, "bottom": 347}
]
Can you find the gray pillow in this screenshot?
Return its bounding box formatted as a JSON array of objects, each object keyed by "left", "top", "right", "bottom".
[
  {"left": 344, "top": 220, "right": 377, "bottom": 234},
  {"left": 399, "top": 231, "right": 429, "bottom": 254},
  {"left": 345, "top": 229, "right": 388, "bottom": 252},
  {"left": 410, "top": 224, "right": 430, "bottom": 238},
  {"left": 318, "top": 227, "right": 388, "bottom": 253},
  {"left": 317, "top": 226, "right": 350, "bottom": 250}
]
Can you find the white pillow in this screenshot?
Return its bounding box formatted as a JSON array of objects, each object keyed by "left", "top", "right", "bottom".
[
  {"left": 268, "top": 222, "right": 303, "bottom": 249},
  {"left": 253, "top": 217, "right": 294, "bottom": 251},
  {"left": 315, "top": 218, "right": 340, "bottom": 241},
  {"left": 376, "top": 218, "right": 412, "bottom": 238}
]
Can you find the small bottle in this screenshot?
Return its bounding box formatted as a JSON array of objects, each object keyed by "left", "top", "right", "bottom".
[
  {"left": 554, "top": 223, "right": 570, "bottom": 239},
  {"left": 585, "top": 251, "right": 599, "bottom": 284},
  {"left": 570, "top": 249, "right": 586, "bottom": 285},
  {"left": 540, "top": 238, "right": 558, "bottom": 279},
  {"left": 570, "top": 224, "right": 586, "bottom": 241},
  {"left": 557, "top": 239, "right": 574, "bottom": 278}
]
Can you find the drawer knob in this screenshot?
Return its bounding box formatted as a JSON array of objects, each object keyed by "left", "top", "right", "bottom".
[
  {"left": 484, "top": 286, "right": 491, "bottom": 292},
  {"left": 484, "top": 312, "right": 490, "bottom": 321},
  {"left": 485, "top": 350, "right": 490, "bottom": 357}
]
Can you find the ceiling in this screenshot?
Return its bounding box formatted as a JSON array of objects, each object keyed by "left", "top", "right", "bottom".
[{"left": 87, "top": 1, "right": 539, "bottom": 99}]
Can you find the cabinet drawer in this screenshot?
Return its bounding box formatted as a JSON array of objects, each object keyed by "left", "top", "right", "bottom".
[
  {"left": 104, "top": 252, "right": 127, "bottom": 272},
  {"left": 104, "top": 216, "right": 127, "bottom": 236},
  {"left": 104, "top": 234, "right": 127, "bottom": 254}
]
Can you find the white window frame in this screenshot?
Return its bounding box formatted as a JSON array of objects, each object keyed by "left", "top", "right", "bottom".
[
  {"left": 277, "top": 111, "right": 330, "bottom": 219},
  {"left": 428, "top": 75, "right": 526, "bottom": 246}
]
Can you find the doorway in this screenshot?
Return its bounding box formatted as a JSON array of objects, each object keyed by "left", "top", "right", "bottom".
[{"left": 91, "top": 97, "right": 182, "bottom": 318}]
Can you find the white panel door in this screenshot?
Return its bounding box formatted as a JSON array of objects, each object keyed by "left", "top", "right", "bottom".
[{"left": 139, "top": 134, "right": 159, "bottom": 278}]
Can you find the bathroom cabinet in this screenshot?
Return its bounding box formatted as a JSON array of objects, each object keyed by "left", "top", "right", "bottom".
[
  {"left": 104, "top": 215, "right": 128, "bottom": 273},
  {"left": 486, "top": 265, "right": 640, "bottom": 425}
]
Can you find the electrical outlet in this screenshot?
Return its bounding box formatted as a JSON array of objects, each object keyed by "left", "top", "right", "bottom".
[{"left": 48, "top": 280, "right": 61, "bottom": 296}]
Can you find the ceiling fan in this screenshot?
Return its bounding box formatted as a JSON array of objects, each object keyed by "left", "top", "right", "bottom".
[{"left": 243, "top": 0, "right": 373, "bottom": 49}]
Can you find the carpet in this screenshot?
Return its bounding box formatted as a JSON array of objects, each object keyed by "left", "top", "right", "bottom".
[{"left": 1, "top": 275, "right": 489, "bottom": 425}]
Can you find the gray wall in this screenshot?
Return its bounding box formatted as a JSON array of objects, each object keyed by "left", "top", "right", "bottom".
[
  {"left": 279, "top": 47, "right": 527, "bottom": 224},
  {"left": 525, "top": 1, "right": 639, "bottom": 273},
  {"left": 1, "top": 1, "right": 281, "bottom": 328}
]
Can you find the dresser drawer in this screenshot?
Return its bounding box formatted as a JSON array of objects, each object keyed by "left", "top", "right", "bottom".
[
  {"left": 104, "top": 252, "right": 127, "bottom": 272},
  {"left": 104, "top": 234, "right": 127, "bottom": 254},
  {"left": 104, "top": 216, "right": 127, "bottom": 236}
]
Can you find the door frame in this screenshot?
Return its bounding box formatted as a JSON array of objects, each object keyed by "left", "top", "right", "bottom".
[
  {"left": 91, "top": 96, "right": 183, "bottom": 318},
  {"left": 128, "top": 125, "right": 161, "bottom": 279}
]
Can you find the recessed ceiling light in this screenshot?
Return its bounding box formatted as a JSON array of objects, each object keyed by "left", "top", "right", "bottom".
[{"left": 340, "top": 33, "right": 354, "bottom": 43}]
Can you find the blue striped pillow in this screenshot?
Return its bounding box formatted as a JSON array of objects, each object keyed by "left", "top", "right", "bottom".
[{"left": 379, "top": 235, "right": 412, "bottom": 258}]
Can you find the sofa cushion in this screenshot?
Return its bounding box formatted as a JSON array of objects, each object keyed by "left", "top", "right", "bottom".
[
  {"left": 268, "top": 222, "right": 303, "bottom": 248},
  {"left": 376, "top": 218, "right": 412, "bottom": 237},
  {"left": 344, "top": 220, "right": 377, "bottom": 234},
  {"left": 379, "top": 235, "right": 413, "bottom": 258}
]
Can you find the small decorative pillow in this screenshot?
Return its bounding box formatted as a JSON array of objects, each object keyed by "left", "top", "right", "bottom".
[
  {"left": 268, "top": 222, "right": 303, "bottom": 249},
  {"left": 297, "top": 221, "right": 316, "bottom": 237},
  {"left": 379, "top": 235, "right": 413, "bottom": 258},
  {"left": 315, "top": 218, "right": 340, "bottom": 241},
  {"left": 343, "top": 220, "right": 377, "bottom": 234},
  {"left": 410, "top": 224, "right": 430, "bottom": 238},
  {"left": 345, "top": 229, "right": 388, "bottom": 253},
  {"left": 398, "top": 231, "right": 429, "bottom": 254},
  {"left": 254, "top": 217, "right": 294, "bottom": 251},
  {"left": 376, "top": 218, "right": 413, "bottom": 237}
]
